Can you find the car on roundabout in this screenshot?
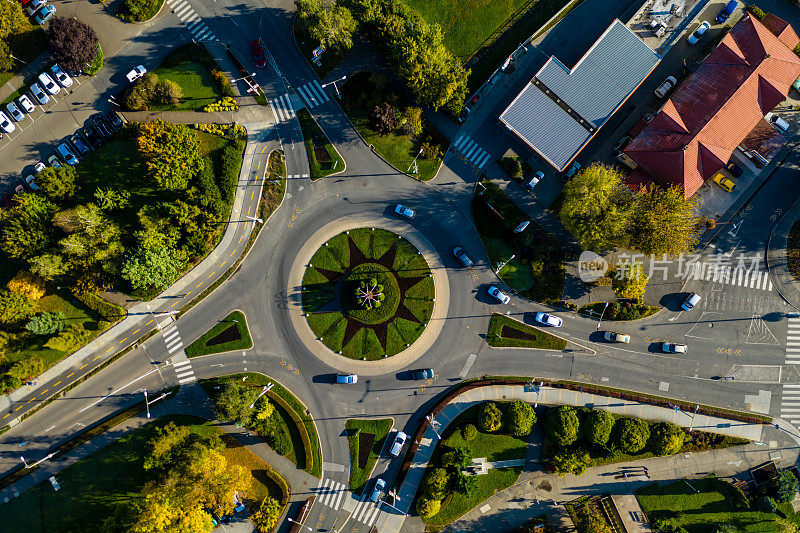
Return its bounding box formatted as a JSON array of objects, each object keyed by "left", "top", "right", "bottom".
[
  {"left": 534, "top": 312, "right": 562, "bottom": 327},
  {"left": 488, "top": 285, "right": 510, "bottom": 304},
  {"left": 452, "top": 246, "right": 473, "bottom": 267},
  {"left": 336, "top": 373, "right": 358, "bottom": 384},
  {"left": 389, "top": 431, "right": 407, "bottom": 456},
  {"left": 410, "top": 368, "right": 434, "bottom": 380},
  {"left": 394, "top": 203, "right": 415, "bottom": 219},
  {"left": 662, "top": 343, "right": 687, "bottom": 354},
  {"left": 603, "top": 331, "right": 630, "bottom": 343}
]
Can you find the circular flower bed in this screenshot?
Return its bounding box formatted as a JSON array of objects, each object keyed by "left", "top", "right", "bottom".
[{"left": 301, "top": 228, "right": 435, "bottom": 360}]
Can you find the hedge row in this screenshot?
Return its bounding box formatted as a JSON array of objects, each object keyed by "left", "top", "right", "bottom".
[
  {"left": 75, "top": 292, "right": 126, "bottom": 321},
  {"left": 269, "top": 391, "right": 314, "bottom": 475}
]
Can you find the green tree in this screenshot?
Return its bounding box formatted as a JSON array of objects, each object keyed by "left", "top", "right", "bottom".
[
  {"left": 454, "top": 472, "right": 478, "bottom": 496},
  {"left": 416, "top": 497, "right": 440, "bottom": 518},
  {"left": 95, "top": 188, "right": 131, "bottom": 211},
  {"left": 505, "top": 400, "right": 536, "bottom": 437},
  {"left": 0, "top": 40, "right": 14, "bottom": 72},
  {"left": 37, "top": 165, "right": 77, "bottom": 200},
  {"left": 143, "top": 421, "right": 192, "bottom": 471},
  {"left": 477, "top": 402, "right": 503, "bottom": 432},
  {"left": 251, "top": 497, "right": 281, "bottom": 532},
  {"left": 45, "top": 323, "right": 94, "bottom": 352},
  {"left": 649, "top": 422, "right": 685, "bottom": 456},
  {"left": 7, "top": 357, "right": 44, "bottom": 379},
  {"left": 583, "top": 410, "right": 614, "bottom": 447},
  {"left": 25, "top": 312, "right": 67, "bottom": 335},
  {"left": 575, "top": 507, "right": 613, "bottom": 533},
  {"left": 461, "top": 423, "right": 477, "bottom": 441},
  {"left": 560, "top": 163, "right": 633, "bottom": 251},
  {"left": 758, "top": 495, "right": 778, "bottom": 513},
  {"left": 614, "top": 418, "right": 650, "bottom": 454},
  {"left": 136, "top": 120, "right": 203, "bottom": 190},
  {"left": 772, "top": 469, "right": 799, "bottom": 503},
  {"left": 550, "top": 449, "right": 592, "bottom": 476},
  {"left": 213, "top": 381, "right": 259, "bottom": 425},
  {"left": 122, "top": 246, "right": 183, "bottom": 292},
  {"left": 0, "top": 1, "right": 28, "bottom": 40},
  {"left": 0, "top": 289, "right": 35, "bottom": 325},
  {"left": 611, "top": 261, "right": 649, "bottom": 300},
  {"left": 630, "top": 185, "right": 698, "bottom": 257},
  {"left": 28, "top": 253, "right": 68, "bottom": 281},
  {"left": 441, "top": 444, "right": 471, "bottom": 470},
  {"left": 0, "top": 193, "right": 57, "bottom": 260},
  {"left": 297, "top": 0, "right": 357, "bottom": 53},
  {"left": 545, "top": 406, "right": 580, "bottom": 446},
  {"left": 421, "top": 467, "right": 450, "bottom": 500}
]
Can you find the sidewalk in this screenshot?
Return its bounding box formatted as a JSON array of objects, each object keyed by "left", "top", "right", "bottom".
[{"left": 376, "top": 383, "right": 769, "bottom": 533}]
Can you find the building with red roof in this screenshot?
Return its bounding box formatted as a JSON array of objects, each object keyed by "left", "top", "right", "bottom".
[{"left": 623, "top": 13, "right": 800, "bottom": 198}]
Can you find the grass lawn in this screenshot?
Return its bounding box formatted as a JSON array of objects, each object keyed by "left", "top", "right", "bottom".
[
  {"left": 347, "top": 418, "right": 393, "bottom": 494},
  {"left": 486, "top": 313, "right": 566, "bottom": 350},
  {"left": 788, "top": 221, "right": 800, "bottom": 283},
  {"left": 260, "top": 150, "right": 286, "bottom": 219},
  {"left": 0, "top": 26, "right": 48, "bottom": 98},
  {"left": 0, "top": 415, "right": 287, "bottom": 531},
  {"left": 473, "top": 180, "right": 565, "bottom": 303},
  {"left": 297, "top": 108, "right": 344, "bottom": 179},
  {"left": 302, "top": 228, "right": 435, "bottom": 359},
  {"left": 152, "top": 61, "right": 223, "bottom": 111},
  {"left": 636, "top": 477, "right": 800, "bottom": 533},
  {"left": 185, "top": 310, "right": 252, "bottom": 357},
  {"left": 200, "top": 373, "right": 323, "bottom": 478},
  {"left": 422, "top": 403, "right": 528, "bottom": 527}
]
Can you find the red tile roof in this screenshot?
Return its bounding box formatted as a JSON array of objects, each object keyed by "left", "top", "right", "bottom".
[{"left": 624, "top": 13, "right": 800, "bottom": 197}]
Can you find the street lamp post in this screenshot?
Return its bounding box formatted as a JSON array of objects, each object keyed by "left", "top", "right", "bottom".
[
  {"left": 406, "top": 148, "right": 423, "bottom": 174},
  {"left": 321, "top": 75, "right": 347, "bottom": 98},
  {"left": 9, "top": 53, "right": 27, "bottom": 65},
  {"left": 286, "top": 518, "right": 312, "bottom": 531},
  {"left": 144, "top": 390, "right": 150, "bottom": 418},
  {"left": 21, "top": 452, "right": 55, "bottom": 469},
  {"left": 596, "top": 302, "right": 610, "bottom": 330},
  {"left": 245, "top": 215, "right": 264, "bottom": 224},
  {"left": 495, "top": 254, "right": 516, "bottom": 274},
  {"left": 688, "top": 404, "right": 699, "bottom": 432},
  {"left": 534, "top": 381, "right": 544, "bottom": 408},
  {"left": 249, "top": 383, "right": 273, "bottom": 409},
  {"left": 426, "top": 414, "right": 441, "bottom": 439}
]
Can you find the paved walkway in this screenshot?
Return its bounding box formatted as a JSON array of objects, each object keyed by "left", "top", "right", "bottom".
[
  {"left": 376, "top": 383, "right": 771, "bottom": 533},
  {"left": 768, "top": 192, "right": 800, "bottom": 311}
]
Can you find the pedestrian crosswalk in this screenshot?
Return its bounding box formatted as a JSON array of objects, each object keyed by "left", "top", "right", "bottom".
[
  {"left": 287, "top": 173, "right": 309, "bottom": 179},
  {"left": 162, "top": 324, "right": 185, "bottom": 357},
  {"left": 785, "top": 317, "right": 800, "bottom": 363},
  {"left": 313, "top": 479, "right": 381, "bottom": 527},
  {"left": 270, "top": 94, "right": 295, "bottom": 123},
  {"left": 295, "top": 81, "right": 330, "bottom": 109},
  {"left": 350, "top": 494, "right": 381, "bottom": 527},
  {"left": 315, "top": 478, "right": 347, "bottom": 510},
  {"left": 452, "top": 135, "right": 491, "bottom": 169},
  {"left": 703, "top": 265, "right": 773, "bottom": 292},
  {"left": 172, "top": 358, "right": 197, "bottom": 385},
  {"left": 165, "top": 0, "right": 219, "bottom": 42}
]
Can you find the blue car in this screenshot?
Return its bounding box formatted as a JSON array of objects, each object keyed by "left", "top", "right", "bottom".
[
  {"left": 715, "top": 0, "right": 737, "bottom": 23},
  {"left": 33, "top": 4, "right": 56, "bottom": 24}
]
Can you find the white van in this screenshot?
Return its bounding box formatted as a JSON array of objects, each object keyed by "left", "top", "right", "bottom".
[{"left": 681, "top": 293, "right": 701, "bottom": 311}]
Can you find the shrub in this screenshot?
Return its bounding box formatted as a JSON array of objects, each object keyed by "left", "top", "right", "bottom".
[
  {"left": 75, "top": 292, "right": 125, "bottom": 321},
  {"left": 154, "top": 79, "right": 182, "bottom": 105},
  {"left": 584, "top": 409, "right": 614, "bottom": 447},
  {"left": 119, "top": 0, "right": 163, "bottom": 21},
  {"left": 401, "top": 106, "right": 423, "bottom": 136},
  {"left": 0, "top": 375, "right": 21, "bottom": 394},
  {"left": 218, "top": 144, "right": 243, "bottom": 204},
  {"left": 477, "top": 402, "right": 503, "bottom": 432},
  {"left": 85, "top": 42, "right": 104, "bottom": 75},
  {"left": 545, "top": 406, "right": 580, "bottom": 446},
  {"left": 461, "top": 423, "right": 477, "bottom": 441},
  {"left": 421, "top": 467, "right": 450, "bottom": 500},
  {"left": 7, "top": 357, "right": 44, "bottom": 379},
  {"left": 772, "top": 469, "right": 798, "bottom": 503},
  {"left": 441, "top": 444, "right": 471, "bottom": 470},
  {"left": 369, "top": 102, "right": 397, "bottom": 135},
  {"left": 745, "top": 4, "right": 766, "bottom": 20},
  {"left": 648, "top": 422, "right": 685, "bottom": 456},
  {"left": 0, "top": 290, "right": 35, "bottom": 325},
  {"left": 454, "top": 472, "right": 477, "bottom": 496},
  {"left": 26, "top": 312, "right": 67, "bottom": 335},
  {"left": 549, "top": 449, "right": 591, "bottom": 476},
  {"left": 505, "top": 401, "right": 536, "bottom": 437},
  {"left": 203, "top": 96, "right": 238, "bottom": 112},
  {"left": 416, "top": 497, "right": 440, "bottom": 518},
  {"left": 758, "top": 495, "right": 778, "bottom": 513},
  {"left": 251, "top": 496, "right": 281, "bottom": 532},
  {"left": 212, "top": 70, "right": 235, "bottom": 97},
  {"left": 420, "top": 141, "right": 442, "bottom": 160},
  {"left": 45, "top": 323, "right": 94, "bottom": 352},
  {"left": 499, "top": 156, "right": 523, "bottom": 179},
  {"left": 124, "top": 72, "right": 160, "bottom": 111},
  {"left": 614, "top": 418, "right": 650, "bottom": 454},
  {"left": 7, "top": 271, "right": 46, "bottom": 301}
]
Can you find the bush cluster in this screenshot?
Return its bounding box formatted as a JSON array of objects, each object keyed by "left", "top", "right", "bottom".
[
  {"left": 203, "top": 96, "right": 239, "bottom": 112},
  {"left": 190, "top": 122, "right": 246, "bottom": 140},
  {"left": 118, "top": 0, "right": 164, "bottom": 22},
  {"left": 123, "top": 72, "right": 184, "bottom": 111}
]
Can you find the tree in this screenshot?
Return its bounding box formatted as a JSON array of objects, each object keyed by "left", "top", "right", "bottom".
[
  {"left": 441, "top": 444, "right": 471, "bottom": 470},
  {"left": 614, "top": 418, "right": 650, "bottom": 454},
  {"left": 0, "top": 40, "right": 14, "bottom": 72},
  {"left": 369, "top": 102, "right": 398, "bottom": 135},
  {"left": 37, "top": 165, "right": 77, "bottom": 200},
  {"left": 7, "top": 271, "right": 46, "bottom": 301},
  {"left": 7, "top": 357, "right": 44, "bottom": 379},
  {"left": 560, "top": 163, "right": 633, "bottom": 251},
  {"left": 47, "top": 17, "right": 100, "bottom": 73},
  {"left": 401, "top": 106, "right": 423, "bottom": 136},
  {"left": 477, "top": 402, "right": 503, "bottom": 432},
  {"left": 251, "top": 497, "right": 281, "bottom": 532},
  {"left": 772, "top": 469, "right": 799, "bottom": 503},
  {"left": 611, "top": 261, "right": 648, "bottom": 300},
  {"left": 95, "top": 188, "right": 131, "bottom": 211},
  {"left": 461, "top": 423, "right": 477, "bottom": 441},
  {"left": 28, "top": 253, "right": 68, "bottom": 281},
  {"left": 213, "top": 381, "right": 258, "bottom": 425},
  {"left": 130, "top": 485, "right": 214, "bottom": 533},
  {"left": 45, "top": 323, "right": 94, "bottom": 352},
  {"left": 253, "top": 398, "right": 275, "bottom": 421},
  {"left": 583, "top": 410, "right": 614, "bottom": 447},
  {"left": 630, "top": 185, "right": 698, "bottom": 257},
  {"left": 545, "top": 406, "right": 580, "bottom": 446},
  {"left": 421, "top": 467, "right": 450, "bottom": 500},
  {"left": 143, "top": 421, "right": 192, "bottom": 471},
  {"left": 649, "top": 422, "right": 685, "bottom": 456},
  {"left": 550, "top": 449, "right": 592, "bottom": 476},
  {"left": 298, "top": 0, "right": 357, "bottom": 53},
  {"left": 505, "top": 401, "right": 536, "bottom": 437},
  {"left": 26, "top": 312, "right": 66, "bottom": 335},
  {"left": 0, "top": 289, "right": 35, "bottom": 325},
  {"left": 416, "top": 497, "right": 440, "bottom": 518},
  {"left": 758, "top": 495, "right": 778, "bottom": 513},
  {"left": 453, "top": 472, "right": 477, "bottom": 496},
  {"left": 136, "top": 120, "right": 203, "bottom": 190},
  {"left": 575, "top": 507, "right": 613, "bottom": 533},
  {"left": 0, "top": 1, "right": 28, "bottom": 40},
  {"left": 0, "top": 193, "right": 57, "bottom": 260},
  {"left": 154, "top": 78, "right": 183, "bottom": 106},
  {"left": 122, "top": 246, "right": 183, "bottom": 293}
]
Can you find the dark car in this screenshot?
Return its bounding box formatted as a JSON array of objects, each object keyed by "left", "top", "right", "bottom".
[
  {"left": 69, "top": 133, "right": 91, "bottom": 155},
  {"left": 106, "top": 110, "right": 125, "bottom": 131},
  {"left": 726, "top": 162, "right": 743, "bottom": 178},
  {"left": 251, "top": 39, "right": 267, "bottom": 69},
  {"left": 91, "top": 114, "right": 113, "bottom": 138},
  {"left": 410, "top": 368, "right": 434, "bottom": 380},
  {"left": 80, "top": 126, "right": 102, "bottom": 149}
]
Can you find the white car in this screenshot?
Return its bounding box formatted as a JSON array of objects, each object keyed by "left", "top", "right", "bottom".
[
  {"left": 604, "top": 331, "right": 630, "bottom": 343},
  {"left": 17, "top": 95, "right": 35, "bottom": 113},
  {"left": 524, "top": 170, "right": 544, "bottom": 190},
  {"left": 5, "top": 102, "right": 23, "bottom": 122},
  {"left": 534, "top": 312, "right": 562, "bottom": 327},
  {"left": 687, "top": 21, "right": 710, "bottom": 45},
  {"left": 29, "top": 83, "right": 49, "bottom": 105},
  {"left": 394, "top": 203, "right": 415, "bottom": 219},
  {"left": 662, "top": 343, "right": 687, "bottom": 354},
  {"left": 38, "top": 72, "right": 60, "bottom": 95},
  {"left": 25, "top": 0, "right": 46, "bottom": 16},
  {"left": 654, "top": 75, "right": 676, "bottom": 98},
  {"left": 389, "top": 431, "right": 408, "bottom": 457},
  {"left": 34, "top": 162, "right": 46, "bottom": 173},
  {"left": 488, "top": 285, "right": 510, "bottom": 304},
  {"left": 765, "top": 112, "right": 789, "bottom": 133},
  {"left": 681, "top": 292, "right": 701, "bottom": 311},
  {"left": 50, "top": 64, "right": 73, "bottom": 88},
  {"left": 0, "top": 112, "right": 16, "bottom": 134},
  {"left": 370, "top": 478, "right": 386, "bottom": 503},
  {"left": 126, "top": 65, "right": 147, "bottom": 83}
]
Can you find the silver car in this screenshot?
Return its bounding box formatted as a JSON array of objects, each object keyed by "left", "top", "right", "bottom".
[
  {"left": 50, "top": 64, "right": 73, "bottom": 88},
  {"left": 29, "top": 83, "right": 49, "bottom": 105},
  {"left": 5, "top": 102, "right": 23, "bottom": 122},
  {"left": 38, "top": 72, "right": 60, "bottom": 95}
]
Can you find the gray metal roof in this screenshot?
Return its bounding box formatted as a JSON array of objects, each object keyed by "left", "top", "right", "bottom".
[{"left": 499, "top": 19, "right": 660, "bottom": 170}]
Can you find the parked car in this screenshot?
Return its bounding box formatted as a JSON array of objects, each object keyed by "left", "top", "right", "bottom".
[
  {"left": 38, "top": 72, "right": 60, "bottom": 95},
  {"left": 34, "top": 162, "right": 46, "bottom": 173},
  {"left": 56, "top": 142, "right": 79, "bottom": 165},
  {"left": 46, "top": 153, "right": 62, "bottom": 168},
  {"left": 126, "top": 65, "right": 147, "bottom": 83},
  {"left": 654, "top": 76, "right": 677, "bottom": 98},
  {"left": 80, "top": 126, "right": 102, "bottom": 149},
  {"left": 370, "top": 478, "right": 386, "bottom": 503},
  {"left": 710, "top": 172, "right": 735, "bottom": 192},
  {"left": 14, "top": 183, "right": 24, "bottom": 195},
  {"left": 335, "top": 373, "right": 358, "bottom": 384},
  {"left": 662, "top": 343, "right": 688, "bottom": 354},
  {"left": 23, "top": 172, "right": 39, "bottom": 191},
  {"left": 765, "top": 112, "right": 789, "bottom": 133},
  {"left": 50, "top": 64, "right": 73, "bottom": 88},
  {"left": 488, "top": 285, "right": 510, "bottom": 304},
  {"left": 410, "top": 368, "right": 434, "bottom": 380},
  {"left": 681, "top": 292, "right": 701, "bottom": 311},
  {"left": 29, "top": 82, "right": 49, "bottom": 105},
  {"left": 91, "top": 114, "right": 113, "bottom": 138},
  {"left": 389, "top": 431, "right": 408, "bottom": 457},
  {"left": 5, "top": 102, "right": 23, "bottom": 122},
  {"left": 25, "top": 0, "right": 45, "bottom": 16},
  {"left": 69, "top": 133, "right": 91, "bottom": 155},
  {"left": 394, "top": 203, "right": 415, "bottom": 219},
  {"left": 524, "top": 170, "right": 544, "bottom": 191},
  {"left": 106, "top": 110, "right": 125, "bottom": 131},
  {"left": 251, "top": 39, "right": 267, "bottom": 69},
  {"left": 793, "top": 75, "right": 800, "bottom": 94},
  {"left": 603, "top": 331, "right": 631, "bottom": 343},
  {"left": 33, "top": 5, "right": 56, "bottom": 25},
  {"left": 534, "top": 312, "right": 563, "bottom": 327},
  {"left": 0, "top": 112, "right": 16, "bottom": 134},
  {"left": 687, "top": 21, "right": 710, "bottom": 45},
  {"left": 17, "top": 94, "right": 35, "bottom": 113},
  {"left": 452, "top": 246, "right": 473, "bottom": 267},
  {"left": 716, "top": 0, "right": 738, "bottom": 23},
  {"left": 726, "top": 162, "right": 743, "bottom": 177}
]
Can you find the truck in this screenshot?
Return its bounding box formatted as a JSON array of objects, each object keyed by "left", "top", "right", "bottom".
[{"left": 126, "top": 65, "right": 147, "bottom": 83}]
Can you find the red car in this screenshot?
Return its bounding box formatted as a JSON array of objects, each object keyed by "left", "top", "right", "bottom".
[
  {"left": 19, "top": 0, "right": 32, "bottom": 6},
  {"left": 251, "top": 40, "right": 267, "bottom": 69}
]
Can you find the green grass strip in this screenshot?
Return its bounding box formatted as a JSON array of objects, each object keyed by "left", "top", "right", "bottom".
[
  {"left": 296, "top": 108, "right": 344, "bottom": 179},
  {"left": 486, "top": 313, "right": 567, "bottom": 350},
  {"left": 346, "top": 418, "right": 394, "bottom": 494},
  {"left": 185, "top": 310, "right": 252, "bottom": 357}
]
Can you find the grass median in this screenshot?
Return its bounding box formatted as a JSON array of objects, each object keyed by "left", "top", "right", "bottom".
[
  {"left": 347, "top": 418, "right": 393, "bottom": 494},
  {"left": 185, "top": 310, "right": 252, "bottom": 357},
  {"left": 486, "top": 313, "right": 566, "bottom": 350},
  {"left": 297, "top": 108, "right": 344, "bottom": 179}
]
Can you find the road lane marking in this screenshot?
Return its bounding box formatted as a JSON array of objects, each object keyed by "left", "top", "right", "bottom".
[
  {"left": 14, "top": 406, "right": 22, "bottom": 411},
  {"left": 170, "top": 301, "right": 178, "bottom": 308},
  {"left": 27, "top": 399, "right": 34, "bottom": 403},
  {"left": 251, "top": 190, "right": 255, "bottom": 200},
  {"left": 230, "top": 250, "right": 236, "bottom": 256},
  {"left": 119, "top": 338, "right": 127, "bottom": 343},
  {"left": 39, "top": 389, "right": 48, "bottom": 395},
  {"left": 54, "top": 381, "right": 61, "bottom": 386},
  {"left": 79, "top": 368, "right": 158, "bottom": 413},
  {"left": 196, "top": 282, "right": 204, "bottom": 288},
  {"left": 238, "top": 235, "right": 243, "bottom": 243},
  {"left": 247, "top": 205, "right": 251, "bottom": 216},
  {"left": 107, "top": 347, "right": 114, "bottom": 352},
  {"left": 145, "top": 319, "right": 153, "bottom": 325},
  {"left": 2, "top": 414, "right": 9, "bottom": 419},
  {"left": 208, "top": 272, "right": 215, "bottom": 278},
  {"left": 133, "top": 328, "right": 140, "bottom": 334},
  {"left": 220, "top": 261, "right": 226, "bottom": 267},
  {"left": 80, "top": 364, "right": 87, "bottom": 369},
  {"left": 67, "top": 373, "right": 74, "bottom": 378},
  {"left": 93, "top": 356, "right": 100, "bottom": 361}
]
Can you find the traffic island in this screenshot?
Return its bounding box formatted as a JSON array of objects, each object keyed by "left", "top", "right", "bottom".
[
  {"left": 302, "top": 227, "right": 435, "bottom": 360},
  {"left": 185, "top": 310, "right": 252, "bottom": 357},
  {"left": 486, "top": 314, "right": 567, "bottom": 350},
  {"left": 347, "top": 418, "right": 394, "bottom": 494}
]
